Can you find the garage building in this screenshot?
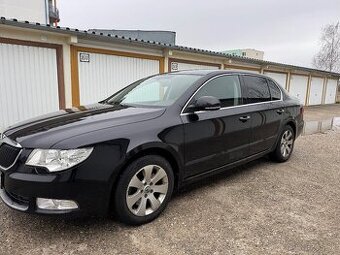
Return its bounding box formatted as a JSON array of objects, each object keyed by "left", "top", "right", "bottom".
[{"left": 0, "top": 17, "right": 339, "bottom": 129}]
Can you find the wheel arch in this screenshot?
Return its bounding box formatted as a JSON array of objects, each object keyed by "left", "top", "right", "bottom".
[
  {"left": 271, "top": 119, "right": 297, "bottom": 152},
  {"left": 285, "top": 120, "right": 297, "bottom": 138},
  {"left": 111, "top": 143, "right": 183, "bottom": 196}
]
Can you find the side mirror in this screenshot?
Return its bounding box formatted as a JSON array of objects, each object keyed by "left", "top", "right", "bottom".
[{"left": 187, "top": 96, "right": 221, "bottom": 112}]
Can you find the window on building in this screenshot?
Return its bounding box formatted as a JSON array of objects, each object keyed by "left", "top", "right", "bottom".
[
  {"left": 243, "top": 76, "right": 271, "bottom": 103},
  {"left": 242, "top": 52, "right": 246, "bottom": 57},
  {"left": 193, "top": 75, "right": 242, "bottom": 107}
]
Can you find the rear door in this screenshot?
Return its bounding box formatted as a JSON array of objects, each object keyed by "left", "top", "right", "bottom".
[
  {"left": 241, "top": 75, "right": 279, "bottom": 155},
  {"left": 266, "top": 79, "right": 285, "bottom": 146},
  {"left": 181, "top": 75, "right": 252, "bottom": 177}
]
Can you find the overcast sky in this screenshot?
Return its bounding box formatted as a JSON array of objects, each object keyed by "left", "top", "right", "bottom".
[{"left": 58, "top": 0, "right": 340, "bottom": 68}]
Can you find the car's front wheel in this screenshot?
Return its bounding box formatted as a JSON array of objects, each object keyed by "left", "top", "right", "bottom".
[
  {"left": 113, "top": 155, "right": 174, "bottom": 225},
  {"left": 270, "top": 125, "right": 295, "bottom": 162}
]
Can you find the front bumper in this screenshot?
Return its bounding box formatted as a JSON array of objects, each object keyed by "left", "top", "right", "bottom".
[
  {"left": 0, "top": 170, "right": 86, "bottom": 215},
  {"left": 0, "top": 183, "right": 29, "bottom": 212},
  {"left": 0, "top": 143, "right": 124, "bottom": 217}
]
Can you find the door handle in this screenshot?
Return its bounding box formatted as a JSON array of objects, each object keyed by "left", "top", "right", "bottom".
[
  {"left": 239, "top": 116, "right": 251, "bottom": 122},
  {"left": 276, "top": 109, "right": 285, "bottom": 114}
]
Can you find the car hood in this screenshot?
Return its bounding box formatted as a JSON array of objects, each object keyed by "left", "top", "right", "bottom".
[{"left": 4, "top": 103, "right": 165, "bottom": 148}]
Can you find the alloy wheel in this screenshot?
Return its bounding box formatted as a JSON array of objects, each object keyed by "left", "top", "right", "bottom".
[
  {"left": 280, "top": 130, "right": 294, "bottom": 157},
  {"left": 126, "top": 165, "right": 169, "bottom": 216}
]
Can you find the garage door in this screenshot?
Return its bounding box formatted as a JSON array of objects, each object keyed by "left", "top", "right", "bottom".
[
  {"left": 170, "top": 60, "right": 220, "bottom": 72},
  {"left": 226, "top": 68, "right": 260, "bottom": 74},
  {"left": 0, "top": 42, "right": 60, "bottom": 129},
  {"left": 289, "top": 75, "right": 308, "bottom": 105},
  {"left": 78, "top": 51, "right": 160, "bottom": 105},
  {"left": 264, "top": 71, "right": 287, "bottom": 89},
  {"left": 309, "top": 77, "right": 324, "bottom": 105},
  {"left": 324, "top": 79, "right": 338, "bottom": 104}
]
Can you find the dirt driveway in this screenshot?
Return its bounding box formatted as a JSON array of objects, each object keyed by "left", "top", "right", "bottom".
[{"left": 0, "top": 105, "right": 340, "bottom": 255}]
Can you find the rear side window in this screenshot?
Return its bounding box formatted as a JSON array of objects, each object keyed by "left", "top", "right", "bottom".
[
  {"left": 267, "top": 79, "right": 281, "bottom": 100},
  {"left": 243, "top": 76, "right": 271, "bottom": 103},
  {"left": 193, "top": 75, "right": 242, "bottom": 107}
]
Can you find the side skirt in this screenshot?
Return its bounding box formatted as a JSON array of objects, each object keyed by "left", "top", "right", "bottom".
[{"left": 181, "top": 149, "right": 272, "bottom": 187}]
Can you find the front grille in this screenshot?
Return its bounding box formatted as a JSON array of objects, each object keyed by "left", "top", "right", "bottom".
[{"left": 0, "top": 143, "right": 21, "bottom": 169}]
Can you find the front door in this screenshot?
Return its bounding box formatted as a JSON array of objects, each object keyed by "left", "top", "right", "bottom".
[{"left": 181, "top": 75, "right": 252, "bottom": 178}]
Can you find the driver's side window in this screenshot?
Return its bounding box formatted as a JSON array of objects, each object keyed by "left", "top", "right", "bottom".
[{"left": 192, "top": 75, "right": 242, "bottom": 107}]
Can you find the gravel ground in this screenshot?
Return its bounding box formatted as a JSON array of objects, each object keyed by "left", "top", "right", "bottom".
[{"left": 1, "top": 105, "right": 340, "bottom": 255}]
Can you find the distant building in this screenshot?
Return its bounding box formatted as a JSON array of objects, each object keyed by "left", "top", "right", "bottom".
[
  {"left": 0, "top": 0, "right": 59, "bottom": 25},
  {"left": 222, "top": 49, "right": 264, "bottom": 60}
]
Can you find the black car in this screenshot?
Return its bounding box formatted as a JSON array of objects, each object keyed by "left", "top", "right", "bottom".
[{"left": 0, "top": 70, "right": 304, "bottom": 225}]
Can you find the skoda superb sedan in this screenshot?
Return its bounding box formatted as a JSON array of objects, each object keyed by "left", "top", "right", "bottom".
[{"left": 0, "top": 70, "right": 304, "bottom": 225}]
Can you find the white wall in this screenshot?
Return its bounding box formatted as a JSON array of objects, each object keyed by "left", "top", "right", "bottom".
[
  {"left": 0, "top": 42, "right": 60, "bottom": 128},
  {"left": 325, "top": 79, "right": 338, "bottom": 104},
  {"left": 78, "top": 52, "right": 160, "bottom": 105},
  {"left": 0, "top": 0, "right": 47, "bottom": 24},
  {"left": 0, "top": 26, "right": 73, "bottom": 108},
  {"left": 264, "top": 71, "right": 287, "bottom": 88},
  {"left": 170, "top": 61, "right": 219, "bottom": 72},
  {"left": 309, "top": 77, "right": 324, "bottom": 105},
  {"left": 289, "top": 75, "right": 308, "bottom": 104},
  {"left": 225, "top": 68, "right": 260, "bottom": 74}
]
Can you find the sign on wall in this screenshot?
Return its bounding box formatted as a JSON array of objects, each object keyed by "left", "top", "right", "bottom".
[
  {"left": 171, "top": 62, "right": 179, "bottom": 72},
  {"left": 79, "top": 53, "right": 90, "bottom": 62}
]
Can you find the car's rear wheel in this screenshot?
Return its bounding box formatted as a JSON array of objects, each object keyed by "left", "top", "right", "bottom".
[
  {"left": 270, "top": 125, "right": 295, "bottom": 162},
  {"left": 113, "top": 155, "right": 174, "bottom": 225}
]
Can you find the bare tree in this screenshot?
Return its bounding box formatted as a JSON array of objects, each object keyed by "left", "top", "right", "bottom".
[{"left": 313, "top": 22, "right": 340, "bottom": 73}]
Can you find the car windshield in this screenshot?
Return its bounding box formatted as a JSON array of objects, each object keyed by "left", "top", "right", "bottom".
[{"left": 105, "top": 74, "right": 202, "bottom": 107}]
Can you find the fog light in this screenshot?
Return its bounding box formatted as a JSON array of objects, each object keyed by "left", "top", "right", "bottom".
[{"left": 36, "top": 198, "right": 78, "bottom": 210}]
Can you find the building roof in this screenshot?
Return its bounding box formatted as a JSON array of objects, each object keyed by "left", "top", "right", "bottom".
[
  {"left": 88, "top": 29, "right": 176, "bottom": 45},
  {"left": 1, "top": 17, "right": 340, "bottom": 78}
]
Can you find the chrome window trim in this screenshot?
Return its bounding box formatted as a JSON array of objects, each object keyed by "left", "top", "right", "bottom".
[
  {"left": 0, "top": 137, "right": 23, "bottom": 171},
  {"left": 180, "top": 73, "right": 283, "bottom": 116}
]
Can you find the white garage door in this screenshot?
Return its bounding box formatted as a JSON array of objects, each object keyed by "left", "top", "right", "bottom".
[
  {"left": 0, "top": 43, "right": 59, "bottom": 129},
  {"left": 78, "top": 52, "right": 160, "bottom": 105},
  {"left": 309, "top": 77, "right": 324, "bottom": 105},
  {"left": 170, "top": 61, "right": 219, "bottom": 72},
  {"left": 325, "top": 79, "right": 338, "bottom": 104},
  {"left": 289, "top": 75, "right": 308, "bottom": 105},
  {"left": 226, "top": 68, "right": 260, "bottom": 74},
  {"left": 264, "top": 71, "right": 287, "bottom": 88}
]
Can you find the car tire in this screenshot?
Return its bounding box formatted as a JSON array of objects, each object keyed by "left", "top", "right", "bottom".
[
  {"left": 270, "top": 125, "right": 295, "bottom": 163},
  {"left": 113, "top": 155, "right": 174, "bottom": 225}
]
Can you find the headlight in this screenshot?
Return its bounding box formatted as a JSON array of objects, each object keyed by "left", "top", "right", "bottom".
[{"left": 26, "top": 148, "right": 93, "bottom": 172}]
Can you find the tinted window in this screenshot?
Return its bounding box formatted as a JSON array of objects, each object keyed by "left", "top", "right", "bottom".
[
  {"left": 243, "top": 76, "right": 271, "bottom": 103},
  {"left": 193, "top": 75, "right": 242, "bottom": 107},
  {"left": 267, "top": 79, "right": 281, "bottom": 100}
]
